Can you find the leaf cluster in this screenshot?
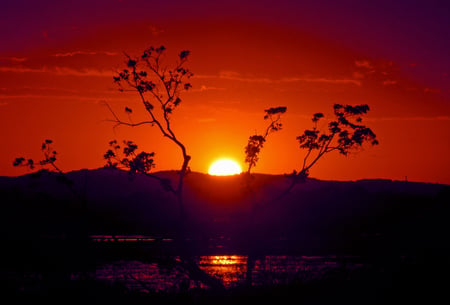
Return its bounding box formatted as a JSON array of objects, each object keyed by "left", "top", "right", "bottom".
[
  {"left": 245, "top": 106, "right": 287, "bottom": 172},
  {"left": 244, "top": 135, "right": 266, "bottom": 170},
  {"left": 113, "top": 46, "right": 193, "bottom": 119},
  {"left": 297, "top": 104, "right": 378, "bottom": 157},
  {"left": 104, "top": 140, "right": 155, "bottom": 175},
  {"left": 13, "top": 139, "right": 59, "bottom": 171},
  {"left": 13, "top": 140, "right": 72, "bottom": 185}
]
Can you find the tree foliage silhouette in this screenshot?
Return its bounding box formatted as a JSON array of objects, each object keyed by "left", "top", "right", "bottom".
[
  {"left": 297, "top": 104, "right": 378, "bottom": 176},
  {"left": 103, "top": 140, "right": 174, "bottom": 192},
  {"left": 243, "top": 106, "right": 286, "bottom": 286},
  {"left": 13, "top": 139, "right": 93, "bottom": 196},
  {"left": 104, "top": 140, "right": 156, "bottom": 174},
  {"left": 245, "top": 106, "right": 287, "bottom": 174},
  {"left": 14, "top": 139, "right": 61, "bottom": 173},
  {"left": 243, "top": 104, "right": 378, "bottom": 285},
  {"left": 106, "top": 45, "right": 193, "bottom": 219},
  {"left": 13, "top": 140, "right": 88, "bottom": 244},
  {"left": 13, "top": 139, "right": 75, "bottom": 187},
  {"left": 252, "top": 103, "right": 379, "bottom": 204}
]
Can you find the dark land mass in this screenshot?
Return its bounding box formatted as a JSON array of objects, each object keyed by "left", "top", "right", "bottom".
[
  {"left": 1, "top": 168, "right": 448, "bottom": 255},
  {"left": 1, "top": 168, "right": 449, "bottom": 304}
]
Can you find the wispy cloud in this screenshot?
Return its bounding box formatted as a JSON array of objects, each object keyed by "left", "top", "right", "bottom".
[
  {"left": 0, "top": 66, "right": 112, "bottom": 77},
  {"left": 352, "top": 71, "right": 365, "bottom": 80},
  {"left": 0, "top": 57, "right": 28, "bottom": 62},
  {"left": 148, "top": 25, "right": 164, "bottom": 36},
  {"left": 0, "top": 93, "right": 104, "bottom": 101},
  {"left": 424, "top": 88, "right": 441, "bottom": 94},
  {"left": 53, "top": 51, "right": 118, "bottom": 57},
  {"left": 19, "top": 86, "right": 114, "bottom": 94},
  {"left": 197, "top": 117, "right": 216, "bottom": 123},
  {"left": 355, "top": 59, "right": 374, "bottom": 69},
  {"left": 280, "top": 77, "right": 361, "bottom": 86},
  {"left": 196, "top": 71, "right": 361, "bottom": 86},
  {"left": 10, "top": 57, "right": 27, "bottom": 62},
  {"left": 383, "top": 80, "right": 398, "bottom": 85},
  {"left": 191, "top": 85, "right": 226, "bottom": 92},
  {"left": 368, "top": 116, "right": 450, "bottom": 121}
]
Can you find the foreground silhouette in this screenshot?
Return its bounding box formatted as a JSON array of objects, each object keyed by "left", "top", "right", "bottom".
[
  {"left": 107, "top": 46, "right": 193, "bottom": 222},
  {"left": 244, "top": 103, "right": 378, "bottom": 285},
  {"left": 2, "top": 169, "right": 449, "bottom": 304},
  {"left": 105, "top": 46, "right": 226, "bottom": 289}
]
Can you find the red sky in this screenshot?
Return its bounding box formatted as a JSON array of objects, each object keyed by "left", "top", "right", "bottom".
[{"left": 1, "top": 0, "right": 449, "bottom": 184}]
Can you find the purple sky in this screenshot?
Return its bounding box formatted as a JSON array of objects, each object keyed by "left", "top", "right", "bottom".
[{"left": 1, "top": 0, "right": 449, "bottom": 95}]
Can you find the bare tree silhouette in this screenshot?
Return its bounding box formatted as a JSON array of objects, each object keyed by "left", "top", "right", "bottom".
[
  {"left": 105, "top": 46, "right": 225, "bottom": 290},
  {"left": 105, "top": 46, "right": 192, "bottom": 223}
]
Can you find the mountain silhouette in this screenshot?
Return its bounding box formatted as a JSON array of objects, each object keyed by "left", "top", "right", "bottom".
[{"left": 1, "top": 168, "right": 448, "bottom": 257}]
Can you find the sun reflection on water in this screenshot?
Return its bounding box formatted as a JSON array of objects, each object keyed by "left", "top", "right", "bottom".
[
  {"left": 91, "top": 255, "right": 364, "bottom": 292},
  {"left": 210, "top": 255, "right": 241, "bottom": 265},
  {"left": 198, "top": 255, "right": 247, "bottom": 287}
]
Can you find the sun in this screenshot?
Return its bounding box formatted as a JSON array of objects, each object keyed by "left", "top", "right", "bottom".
[{"left": 208, "top": 159, "right": 242, "bottom": 176}]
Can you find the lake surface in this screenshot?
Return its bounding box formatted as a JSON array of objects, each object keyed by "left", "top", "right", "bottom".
[
  {"left": 87, "top": 255, "right": 366, "bottom": 293},
  {"left": 84, "top": 235, "right": 369, "bottom": 292}
]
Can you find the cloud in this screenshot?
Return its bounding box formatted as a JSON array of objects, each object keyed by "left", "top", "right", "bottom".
[
  {"left": 424, "top": 88, "right": 441, "bottom": 94},
  {"left": 53, "top": 51, "right": 118, "bottom": 57},
  {"left": 11, "top": 57, "right": 27, "bottom": 62},
  {"left": 352, "top": 71, "right": 365, "bottom": 79},
  {"left": 0, "top": 93, "right": 103, "bottom": 101},
  {"left": 355, "top": 59, "right": 374, "bottom": 69},
  {"left": 368, "top": 116, "right": 450, "bottom": 121},
  {"left": 0, "top": 66, "right": 42, "bottom": 73},
  {"left": 196, "top": 72, "right": 361, "bottom": 86},
  {"left": 0, "top": 57, "right": 28, "bottom": 62},
  {"left": 0, "top": 66, "right": 112, "bottom": 77},
  {"left": 148, "top": 25, "right": 164, "bottom": 36},
  {"left": 191, "top": 85, "right": 226, "bottom": 92},
  {"left": 197, "top": 118, "right": 216, "bottom": 123},
  {"left": 17, "top": 86, "right": 113, "bottom": 95},
  {"left": 280, "top": 77, "right": 361, "bottom": 86},
  {"left": 383, "top": 80, "right": 398, "bottom": 85}
]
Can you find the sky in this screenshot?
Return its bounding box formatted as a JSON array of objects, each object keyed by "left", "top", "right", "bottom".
[{"left": 1, "top": 0, "right": 449, "bottom": 184}]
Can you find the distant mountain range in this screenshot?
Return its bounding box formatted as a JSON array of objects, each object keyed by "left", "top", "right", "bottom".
[{"left": 1, "top": 168, "right": 449, "bottom": 256}]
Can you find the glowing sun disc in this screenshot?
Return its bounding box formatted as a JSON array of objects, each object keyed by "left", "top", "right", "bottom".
[{"left": 208, "top": 159, "right": 242, "bottom": 176}]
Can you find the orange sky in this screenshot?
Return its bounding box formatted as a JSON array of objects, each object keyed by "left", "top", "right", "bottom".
[{"left": 1, "top": 2, "right": 449, "bottom": 184}]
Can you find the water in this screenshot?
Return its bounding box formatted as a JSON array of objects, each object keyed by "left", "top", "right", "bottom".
[
  {"left": 90, "top": 255, "right": 366, "bottom": 293},
  {"left": 0, "top": 235, "right": 366, "bottom": 293},
  {"left": 81, "top": 235, "right": 369, "bottom": 292}
]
